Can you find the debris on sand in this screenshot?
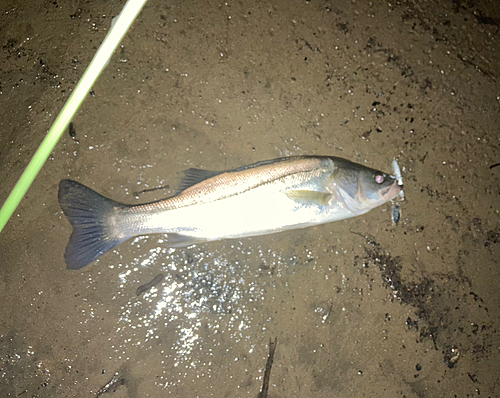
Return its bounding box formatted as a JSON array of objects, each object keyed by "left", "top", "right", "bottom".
[{"left": 258, "top": 337, "right": 278, "bottom": 398}]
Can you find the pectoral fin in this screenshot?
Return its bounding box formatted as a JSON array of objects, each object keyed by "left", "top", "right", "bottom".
[{"left": 286, "top": 190, "right": 333, "bottom": 206}]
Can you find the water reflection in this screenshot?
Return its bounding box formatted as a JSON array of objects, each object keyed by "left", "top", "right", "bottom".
[{"left": 111, "top": 237, "right": 297, "bottom": 386}]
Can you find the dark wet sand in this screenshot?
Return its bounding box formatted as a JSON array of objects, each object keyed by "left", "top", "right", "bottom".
[{"left": 1, "top": 0, "right": 499, "bottom": 396}]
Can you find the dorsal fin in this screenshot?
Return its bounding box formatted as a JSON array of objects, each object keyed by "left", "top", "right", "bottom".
[{"left": 176, "top": 168, "right": 223, "bottom": 194}]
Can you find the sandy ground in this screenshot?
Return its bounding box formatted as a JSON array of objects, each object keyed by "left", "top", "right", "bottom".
[{"left": 1, "top": 0, "right": 499, "bottom": 397}]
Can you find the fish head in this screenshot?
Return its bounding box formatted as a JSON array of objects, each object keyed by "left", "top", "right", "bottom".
[
  {"left": 358, "top": 168, "right": 403, "bottom": 203},
  {"left": 332, "top": 161, "right": 403, "bottom": 216}
]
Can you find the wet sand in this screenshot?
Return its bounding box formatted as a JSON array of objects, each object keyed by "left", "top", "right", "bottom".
[{"left": 1, "top": 0, "right": 499, "bottom": 396}]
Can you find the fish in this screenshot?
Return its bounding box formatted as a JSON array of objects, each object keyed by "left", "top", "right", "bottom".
[{"left": 58, "top": 156, "right": 403, "bottom": 270}]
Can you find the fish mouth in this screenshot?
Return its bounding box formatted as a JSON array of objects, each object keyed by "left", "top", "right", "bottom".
[{"left": 381, "top": 180, "right": 403, "bottom": 200}]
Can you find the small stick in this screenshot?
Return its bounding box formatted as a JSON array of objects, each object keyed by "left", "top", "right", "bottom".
[
  {"left": 95, "top": 373, "right": 123, "bottom": 398},
  {"left": 258, "top": 337, "right": 278, "bottom": 398},
  {"left": 133, "top": 185, "right": 170, "bottom": 197}
]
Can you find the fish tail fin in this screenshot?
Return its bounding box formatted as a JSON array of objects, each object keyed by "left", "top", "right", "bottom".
[{"left": 58, "top": 179, "right": 129, "bottom": 270}]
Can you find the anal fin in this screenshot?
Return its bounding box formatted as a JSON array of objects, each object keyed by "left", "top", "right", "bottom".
[{"left": 166, "top": 233, "right": 205, "bottom": 248}]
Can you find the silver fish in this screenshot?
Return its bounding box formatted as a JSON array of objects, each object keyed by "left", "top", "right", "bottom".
[{"left": 59, "top": 156, "right": 403, "bottom": 269}]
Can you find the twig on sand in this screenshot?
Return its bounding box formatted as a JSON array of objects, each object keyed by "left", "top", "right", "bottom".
[
  {"left": 133, "top": 184, "right": 170, "bottom": 197},
  {"left": 258, "top": 337, "right": 278, "bottom": 398},
  {"left": 95, "top": 373, "right": 124, "bottom": 398}
]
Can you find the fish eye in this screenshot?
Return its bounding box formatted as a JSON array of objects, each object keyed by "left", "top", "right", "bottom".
[{"left": 374, "top": 174, "right": 385, "bottom": 184}]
